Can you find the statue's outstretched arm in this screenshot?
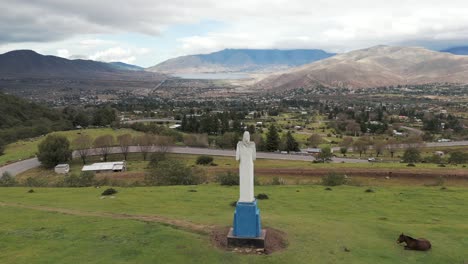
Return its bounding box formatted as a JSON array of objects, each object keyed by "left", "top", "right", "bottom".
[{"left": 236, "top": 144, "right": 240, "bottom": 161}]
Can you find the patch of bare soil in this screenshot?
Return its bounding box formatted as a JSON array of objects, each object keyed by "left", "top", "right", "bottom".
[
  {"left": 211, "top": 226, "right": 288, "bottom": 255},
  {"left": 209, "top": 167, "right": 468, "bottom": 179}
]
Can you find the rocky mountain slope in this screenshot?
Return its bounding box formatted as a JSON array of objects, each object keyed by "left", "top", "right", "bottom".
[{"left": 255, "top": 46, "right": 468, "bottom": 90}]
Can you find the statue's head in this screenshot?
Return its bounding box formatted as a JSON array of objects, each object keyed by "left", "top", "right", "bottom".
[{"left": 242, "top": 131, "right": 250, "bottom": 144}]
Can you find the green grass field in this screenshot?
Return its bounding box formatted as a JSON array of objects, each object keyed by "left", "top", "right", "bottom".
[
  {"left": 1, "top": 185, "right": 467, "bottom": 264},
  {"left": 0, "top": 128, "right": 142, "bottom": 166}
]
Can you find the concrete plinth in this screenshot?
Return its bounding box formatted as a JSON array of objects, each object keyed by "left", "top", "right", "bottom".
[
  {"left": 232, "top": 200, "right": 262, "bottom": 237},
  {"left": 227, "top": 228, "right": 267, "bottom": 249}
]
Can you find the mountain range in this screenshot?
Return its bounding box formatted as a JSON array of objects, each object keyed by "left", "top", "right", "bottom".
[
  {"left": 441, "top": 46, "right": 468, "bottom": 55},
  {"left": 255, "top": 45, "right": 468, "bottom": 91},
  {"left": 0, "top": 50, "right": 162, "bottom": 79},
  {"left": 147, "top": 49, "right": 335, "bottom": 73}
]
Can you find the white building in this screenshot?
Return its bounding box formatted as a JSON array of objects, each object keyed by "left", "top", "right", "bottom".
[
  {"left": 54, "top": 164, "right": 70, "bottom": 174},
  {"left": 82, "top": 161, "right": 127, "bottom": 173}
]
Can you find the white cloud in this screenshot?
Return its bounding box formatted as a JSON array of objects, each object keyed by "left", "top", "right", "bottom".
[
  {"left": 88, "top": 46, "right": 151, "bottom": 63},
  {"left": 56, "top": 49, "right": 70, "bottom": 58},
  {"left": 2, "top": 0, "right": 468, "bottom": 64}
]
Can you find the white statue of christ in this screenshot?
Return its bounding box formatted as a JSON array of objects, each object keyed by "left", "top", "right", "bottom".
[{"left": 236, "top": 131, "right": 256, "bottom": 203}]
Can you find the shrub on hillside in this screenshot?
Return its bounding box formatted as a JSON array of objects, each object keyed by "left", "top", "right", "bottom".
[
  {"left": 148, "top": 152, "right": 168, "bottom": 168},
  {"left": 217, "top": 171, "right": 239, "bottom": 186},
  {"left": 402, "top": 147, "right": 421, "bottom": 163},
  {"left": 101, "top": 188, "right": 117, "bottom": 196},
  {"left": 270, "top": 176, "right": 285, "bottom": 185},
  {"left": 448, "top": 151, "right": 468, "bottom": 164},
  {"left": 145, "top": 159, "right": 205, "bottom": 186},
  {"left": 24, "top": 177, "right": 46, "bottom": 187},
  {"left": 62, "top": 171, "right": 95, "bottom": 187},
  {"left": 196, "top": 155, "right": 213, "bottom": 165},
  {"left": 0, "top": 172, "right": 17, "bottom": 187},
  {"left": 322, "top": 172, "right": 347, "bottom": 186},
  {"left": 256, "top": 193, "right": 269, "bottom": 200}
]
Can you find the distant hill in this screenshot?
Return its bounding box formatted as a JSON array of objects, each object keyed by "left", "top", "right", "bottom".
[
  {"left": 441, "top": 46, "right": 468, "bottom": 55},
  {"left": 109, "top": 61, "right": 144, "bottom": 71},
  {"left": 255, "top": 45, "right": 468, "bottom": 91},
  {"left": 147, "top": 49, "right": 335, "bottom": 73},
  {"left": 0, "top": 50, "right": 165, "bottom": 80}
]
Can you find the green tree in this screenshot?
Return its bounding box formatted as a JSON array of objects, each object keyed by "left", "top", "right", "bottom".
[
  {"left": 93, "top": 135, "right": 114, "bottom": 162},
  {"left": 73, "top": 134, "right": 92, "bottom": 164},
  {"left": 448, "top": 151, "right": 468, "bottom": 164},
  {"left": 402, "top": 147, "right": 421, "bottom": 163},
  {"left": 0, "top": 138, "right": 5, "bottom": 156},
  {"left": 317, "top": 147, "right": 333, "bottom": 163},
  {"left": 265, "top": 124, "right": 280, "bottom": 152},
  {"left": 37, "top": 135, "right": 72, "bottom": 168},
  {"left": 284, "top": 131, "right": 299, "bottom": 153},
  {"left": 216, "top": 132, "right": 239, "bottom": 149},
  {"left": 353, "top": 137, "right": 371, "bottom": 157},
  {"left": 117, "top": 134, "right": 133, "bottom": 160},
  {"left": 373, "top": 140, "right": 386, "bottom": 157},
  {"left": 307, "top": 134, "right": 323, "bottom": 148},
  {"left": 339, "top": 147, "right": 348, "bottom": 156}
]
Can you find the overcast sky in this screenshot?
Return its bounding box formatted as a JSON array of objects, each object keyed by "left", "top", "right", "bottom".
[{"left": 1, "top": 0, "right": 468, "bottom": 67}]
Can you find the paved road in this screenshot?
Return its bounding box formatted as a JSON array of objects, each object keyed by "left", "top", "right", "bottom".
[
  {"left": 0, "top": 158, "right": 40, "bottom": 177},
  {"left": 1, "top": 146, "right": 367, "bottom": 177},
  {"left": 122, "top": 118, "right": 181, "bottom": 124},
  {"left": 400, "top": 126, "right": 424, "bottom": 135},
  {"left": 331, "top": 140, "right": 468, "bottom": 152}
]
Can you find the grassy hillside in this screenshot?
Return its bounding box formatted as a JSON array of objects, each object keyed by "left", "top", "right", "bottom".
[
  {"left": 0, "top": 92, "right": 72, "bottom": 143},
  {"left": 0, "top": 185, "right": 467, "bottom": 263},
  {"left": 0, "top": 128, "right": 142, "bottom": 166}
]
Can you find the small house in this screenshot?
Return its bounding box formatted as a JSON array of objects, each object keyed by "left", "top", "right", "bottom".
[{"left": 55, "top": 164, "right": 70, "bottom": 174}]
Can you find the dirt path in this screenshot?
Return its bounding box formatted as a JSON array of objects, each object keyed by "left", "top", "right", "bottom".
[
  {"left": 0, "top": 201, "right": 214, "bottom": 234},
  {"left": 208, "top": 167, "right": 468, "bottom": 179}
]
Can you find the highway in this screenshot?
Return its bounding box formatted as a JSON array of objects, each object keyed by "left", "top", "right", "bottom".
[{"left": 0, "top": 146, "right": 367, "bottom": 177}]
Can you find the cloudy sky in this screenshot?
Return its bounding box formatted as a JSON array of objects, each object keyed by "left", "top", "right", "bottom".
[{"left": 1, "top": 0, "right": 468, "bottom": 67}]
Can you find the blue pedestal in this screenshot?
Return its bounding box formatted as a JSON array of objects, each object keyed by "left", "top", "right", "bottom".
[{"left": 233, "top": 199, "right": 262, "bottom": 238}]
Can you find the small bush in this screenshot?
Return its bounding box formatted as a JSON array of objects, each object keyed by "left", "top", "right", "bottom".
[
  {"left": 196, "top": 155, "right": 214, "bottom": 165},
  {"left": 27, "top": 189, "right": 35, "bottom": 193},
  {"left": 217, "top": 171, "right": 239, "bottom": 186},
  {"left": 325, "top": 187, "right": 333, "bottom": 191},
  {"left": 365, "top": 188, "right": 375, "bottom": 193},
  {"left": 322, "top": 172, "right": 347, "bottom": 186},
  {"left": 148, "top": 152, "right": 167, "bottom": 168},
  {"left": 25, "top": 177, "right": 46, "bottom": 187},
  {"left": 188, "top": 189, "right": 197, "bottom": 192},
  {"left": 101, "top": 188, "right": 117, "bottom": 196},
  {"left": 256, "top": 193, "right": 269, "bottom": 200},
  {"left": 270, "top": 176, "right": 285, "bottom": 185},
  {"left": 63, "top": 171, "right": 95, "bottom": 187},
  {"left": 407, "top": 163, "right": 416, "bottom": 167},
  {"left": 0, "top": 172, "right": 17, "bottom": 187}
]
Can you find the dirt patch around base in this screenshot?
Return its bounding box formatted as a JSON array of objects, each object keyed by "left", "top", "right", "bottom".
[{"left": 211, "top": 226, "right": 288, "bottom": 255}]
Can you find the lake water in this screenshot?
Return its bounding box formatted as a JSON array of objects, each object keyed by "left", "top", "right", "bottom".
[{"left": 172, "top": 73, "right": 251, "bottom": 80}]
